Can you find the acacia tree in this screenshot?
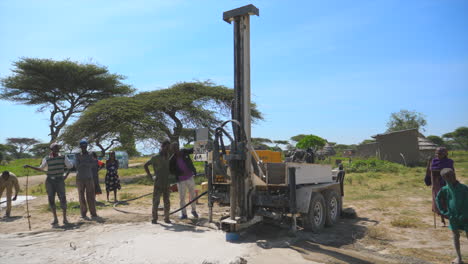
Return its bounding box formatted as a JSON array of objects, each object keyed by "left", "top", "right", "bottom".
[
  {"left": 61, "top": 81, "right": 263, "bottom": 153},
  {"left": 386, "top": 109, "right": 427, "bottom": 132},
  {"left": 443, "top": 127, "right": 468, "bottom": 150},
  {"left": 135, "top": 81, "right": 263, "bottom": 142},
  {"left": 251, "top": 137, "right": 272, "bottom": 150},
  {"left": 290, "top": 134, "right": 307, "bottom": 143},
  {"left": 296, "top": 135, "right": 327, "bottom": 150},
  {"left": 426, "top": 135, "right": 444, "bottom": 146},
  {"left": 60, "top": 97, "right": 144, "bottom": 156},
  {"left": 30, "top": 143, "right": 50, "bottom": 158},
  {"left": 0, "top": 58, "right": 134, "bottom": 141},
  {"left": 6, "top": 137, "right": 39, "bottom": 157},
  {"left": 273, "top": 140, "right": 289, "bottom": 151}
]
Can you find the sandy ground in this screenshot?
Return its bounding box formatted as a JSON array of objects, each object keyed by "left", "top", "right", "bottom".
[
  {"left": 1, "top": 175, "right": 466, "bottom": 263},
  {"left": 0, "top": 222, "right": 314, "bottom": 264}
]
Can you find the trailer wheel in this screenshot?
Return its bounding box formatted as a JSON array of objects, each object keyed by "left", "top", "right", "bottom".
[
  {"left": 324, "top": 190, "right": 341, "bottom": 227},
  {"left": 302, "top": 192, "right": 326, "bottom": 233}
]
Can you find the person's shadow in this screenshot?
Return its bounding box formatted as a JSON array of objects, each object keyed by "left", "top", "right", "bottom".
[{"left": 0, "top": 216, "right": 22, "bottom": 222}]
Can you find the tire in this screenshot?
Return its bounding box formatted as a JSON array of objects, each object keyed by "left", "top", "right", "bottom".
[
  {"left": 301, "top": 192, "right": 326, "bottom": 233},
  {"left": 324, "top": 190, "right": 341, "bottom": 227}
]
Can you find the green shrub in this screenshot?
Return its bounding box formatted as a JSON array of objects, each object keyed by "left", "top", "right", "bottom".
[{"left": 346, "top": 158, "right": 404, "bottom": 173}]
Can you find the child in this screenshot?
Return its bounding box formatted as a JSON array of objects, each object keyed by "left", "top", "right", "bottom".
[{"left": 436, "top": 168, "right": 468, "bottom": 264}]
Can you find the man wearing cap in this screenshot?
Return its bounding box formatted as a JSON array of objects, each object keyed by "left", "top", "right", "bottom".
[
  {"left": 0, "top": 171, "right": 20, "bottom": 218},
  {"left": 144, "top": 139, "right": 173, "bottom": 224},
  {"left": 25, "top": 142, "right": 73, "bottom": 225},
  {"left": 76, "top": 140, "right": 98, "bottom": 219}
]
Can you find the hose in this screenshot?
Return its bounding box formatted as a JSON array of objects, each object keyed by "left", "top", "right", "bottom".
[{"left": 112, "top": 189, "right": 208, "bottom": 216}]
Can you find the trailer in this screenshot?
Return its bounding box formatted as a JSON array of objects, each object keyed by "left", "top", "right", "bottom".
[{"left": 193, "top": 4, "right": 346, "bottom": 236}]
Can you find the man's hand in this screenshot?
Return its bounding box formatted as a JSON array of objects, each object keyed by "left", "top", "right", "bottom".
[
  {"left": 12, "top": 195, "right": 17, "bottom": 201},
  {"left": 23, "top": 165, "right": 29, "bottom": 169}
]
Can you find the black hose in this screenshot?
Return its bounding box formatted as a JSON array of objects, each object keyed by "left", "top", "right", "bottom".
[
  {"left": 169, "top": 191, "right": 207, "bottom": 215},
  {"left": 112, "top": 190, "right": 208, "bottom": 216}
]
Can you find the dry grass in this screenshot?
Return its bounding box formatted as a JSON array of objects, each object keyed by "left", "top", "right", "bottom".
[{"left": 390, "top": 217, "right": 419, "bottom": 228}]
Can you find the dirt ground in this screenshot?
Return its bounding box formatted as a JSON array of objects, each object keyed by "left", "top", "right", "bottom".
[{"left": 0, "top": 176, "right": 466, "bottom": 264}]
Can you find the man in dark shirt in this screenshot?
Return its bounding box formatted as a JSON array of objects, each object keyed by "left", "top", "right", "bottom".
[
  {"left": 145, "top": 140, "right": 172, "bottom": 224},
  {"left": 76, "top": 140, "right": 98, "bottom": 219}
]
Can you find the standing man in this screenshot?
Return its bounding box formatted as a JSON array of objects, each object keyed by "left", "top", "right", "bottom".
[
  {"left": 24, "top": 143, "right": 72, "bottom": 225},
  {"left": 144, "top": 140, "right": 172, "bottom": 224},
  {"left": 169, "top": 142, "right": 198, "bottom": 219},
  {"left": 0, "top": 171, "right": 19, "bottom": 218},
  {"left": 436, "top": 168, "right": 468, "bottom": 264},
  {"left": 76, "top": 140, "right": 98, "bottom": 219},
  {"left": 425, "top": 147, "right": 454, "bottom": 226}
]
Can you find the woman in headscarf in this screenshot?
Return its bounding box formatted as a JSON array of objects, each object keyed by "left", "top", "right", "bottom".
[{"left": 425, "top": 147, "right": 454, "bottom": 226}]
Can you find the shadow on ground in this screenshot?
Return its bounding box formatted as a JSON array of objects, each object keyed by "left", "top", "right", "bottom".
[
  {"left": 0, "top": 216, "right": 23, "bottom": 222},
  {"left": 160, "top": 221, "right": 207, "bottom": 233}
]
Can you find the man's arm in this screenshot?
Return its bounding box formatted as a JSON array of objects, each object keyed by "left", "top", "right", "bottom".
[
  {"left": 436, "top": 188, "right": 449, "bottom": 216},
  {"left": 144, "top": 158, "right": 153, "bottom": 178},
  {"left": 12, "top": 176, "right": 19, "bottom": 201},
  {"left": 24, "top": 158, "right": 47, "bottom": 172}
]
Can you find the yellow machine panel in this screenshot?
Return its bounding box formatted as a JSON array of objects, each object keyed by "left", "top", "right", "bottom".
[{"left": 254, "top": 150, "right": 282, "bottom": 163}]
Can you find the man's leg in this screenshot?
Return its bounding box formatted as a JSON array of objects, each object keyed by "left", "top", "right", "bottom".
[
  {"left": 453, "top": 230, "right": 462, "bottom": 264},
  {"left": 56, "top": 179, "right": 68, "bottom": 224},
  {"left": 152, "top": 185, "right": 161, "bottom": 223},
  {"left": 77, "top": 180, "right": 88, "bottom": 218},
  {"left": 163, "top": 189, "right": 171, "bottom": 223},
  {"left": 178, "top": 180, "right": 188, "bottom": 218},
  {"left": 187, "top": 177, "right": 197, "bottom": 217},
  {"left": 0, "top": 187, "right": 4, "bottom": 217},
  {"left": 5, "top": 189, "right": 12, "bottom": 217},
  {"left": 85, "top": 179, "right": 97, "bottom": 217},
  {"left": 45, "top": 179, "right": 58, "bottom": 224}
]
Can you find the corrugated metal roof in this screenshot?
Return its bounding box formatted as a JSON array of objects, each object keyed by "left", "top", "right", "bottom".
[{"left": 418, "top": 137, "right": 437, "bottom": 150}]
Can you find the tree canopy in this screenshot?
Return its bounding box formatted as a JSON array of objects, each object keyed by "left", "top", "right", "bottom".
[
  {"left": 60, "top": 81, "right": 263, "bottom": 154},
  {"left": 426, "top": 135, "right": 444, "bottom": 146},
  {"left": 290, "top": 134, "right": 307, "bottom": 143},
  {"left": 386, "top": 109, "right": 427, "bottom": 132},
  {"left": 296, "top": 135, "right": 327, "bottom": 150},
  {"left": 0, "top": 58, "right": 134, "bottom": 141},
  {"left": 6, "top": 137, "right": 39, "bottom": 157},
  {"left": 443, "top": 126, "right": 468, "bottom": 150},
  {"left": 30, "top": 143, "right": 50, "bottom": 158},
  {"left": 251, "top": 137, "right": 273, "bottom": 150},
  {"left": 60, "top": 96, "right": 144, "bottom": 155}
]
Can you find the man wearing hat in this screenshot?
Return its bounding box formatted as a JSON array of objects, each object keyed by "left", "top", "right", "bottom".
[
  {"left": 25, "top": 142, "right": 73, "bottom": 225},
  {"left": 0, "top": 171, "right": 20, "bottom": 218},
  {"left": 75, "top": 140, "right": 98, "bottom": 219}
]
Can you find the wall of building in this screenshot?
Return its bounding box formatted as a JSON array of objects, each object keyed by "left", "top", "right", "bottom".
[
  {"left": 375, "top": 129, "right": 420, "bottom": 165},
  {"left": 356, "top": 142, "right": 379, "bottom": 158}
]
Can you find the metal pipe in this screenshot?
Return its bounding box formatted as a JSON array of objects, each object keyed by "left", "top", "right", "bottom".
[
  {"left": 288, "top": 167, "right": 297, "bottom": 233},
  {"left": 288, "top": 167, "right": 297, "bottom": 213}
]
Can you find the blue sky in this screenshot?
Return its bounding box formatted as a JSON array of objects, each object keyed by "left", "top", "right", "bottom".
[{"left": 1, "top": 0, "right": 467, "bottom": 148}]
